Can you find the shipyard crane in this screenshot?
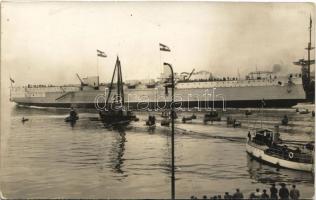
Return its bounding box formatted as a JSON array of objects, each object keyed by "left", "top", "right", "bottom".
[
  {"left": 186, "top": 69, "right": 195, "bottom": 80},
  {"left": 76, "top": 73, "right": 86, "bottom": 86},
  {"left": 76, "top": 73, "right": 88, "bottom": 89}
]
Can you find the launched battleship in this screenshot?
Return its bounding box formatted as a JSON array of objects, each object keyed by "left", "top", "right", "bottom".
[
  {"left": 10, "top": 66, "right": 306, "bottom": 109},
  {"left": 10, "top": 17, "right": 315, "bottom": 109}
]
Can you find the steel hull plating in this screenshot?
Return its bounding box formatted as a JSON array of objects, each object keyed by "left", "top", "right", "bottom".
[
  {"left": 11, "top": 81, "right": 307, "bottom": 109},
  {"left": 14, "top": 99, "right": 305, "bottom": 109}
]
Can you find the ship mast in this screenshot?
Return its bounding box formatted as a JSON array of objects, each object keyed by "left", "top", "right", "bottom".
[
  {"left": 307, "top": 15, "right": 313, "bottom": 82},
  {"left": 106, "top": 56, "right": 124, "bottom": 110},
  {"left": 293, "top": 16, "right": 315, "bottom": 101}
]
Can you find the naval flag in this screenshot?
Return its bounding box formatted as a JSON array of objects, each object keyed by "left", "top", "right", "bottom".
[
  {"left": 97, "top": 49, "right": 107, "bottom": 57},
  {"left": 10, "top": 77, "right": 15, "bottom": 83},
  {"left": 159, "top": 43, "right": 171, "bottom": 52}
]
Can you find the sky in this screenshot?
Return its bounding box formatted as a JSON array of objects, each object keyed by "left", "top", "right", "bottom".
[{"left": 1, "top": 2, "right": 315, "bottom": 86}]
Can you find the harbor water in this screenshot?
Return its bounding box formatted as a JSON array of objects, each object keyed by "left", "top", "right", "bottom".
[{"left": 0, "top": 104, "right": 314, "bottom": 199}]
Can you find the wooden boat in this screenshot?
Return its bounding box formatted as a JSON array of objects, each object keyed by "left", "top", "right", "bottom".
[
  {"left": 161, "top": 118, "right": 170, "bottom": 127},
  {"left": 145, "top": 115, "right": 156, "bottom": 130},
  {"left": 203, "top": 111, "right": 221, "bottom": 123},
  {"left": 146, "top": 115, "right": 156, "bottom": 126},
  {"left": 99, "top": 57, "right": 137, "bottom": 126},
  {"left": 182, "top": 114, "right": 196, "bottom": 123},
  {"left": 245, "top": 110, "right": 253, "bottom": 116},
  {"left": 64, "top": 115, "right": 79, "bottom": 122},
  {"left": 22, "top": 117, "right": 29, "bottom": 123},
  {"left": 226, "top": 116, "right": 241, "bottom": 128},
  {"left": 64, "top": 108, "right": 79, "bottom": 123},
  {"left": 299, "top": 109, "right": 310, "bottom": 114}
]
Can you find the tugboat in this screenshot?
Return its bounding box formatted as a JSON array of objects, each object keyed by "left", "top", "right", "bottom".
[
  {"left": 99, "top": 56, "right": 137, "bottom": 126},
  {"left": 246, "top": 98, "right": 314, "bottom": 172},
  {"left": 246, "top": 127, "right": 314, "bottom": 172}
]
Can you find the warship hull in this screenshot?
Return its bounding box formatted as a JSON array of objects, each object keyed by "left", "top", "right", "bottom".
[{"left": 11, "top": 81, "right": 307, "bottom": 109}]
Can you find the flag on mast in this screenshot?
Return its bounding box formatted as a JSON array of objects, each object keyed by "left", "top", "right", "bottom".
[
  {"left": 159, "top": 43, "right": 171, "bottom": 52},
  {"left": 10, "top": 77, "right": 15, "bottom": 83},
  {"left": 97, "top": 49, "right": 107, "bottom": 57}
]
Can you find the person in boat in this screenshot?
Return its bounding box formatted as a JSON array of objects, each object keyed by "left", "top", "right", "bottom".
[
  {"left": 289, "top": 185, "right": 300, "bottom": 200},
  {"left": 248, "top": 131, "right": 251, "bottom": 141},
  {"left": 282, "top": 115, "right": 289, "bottom": 125},
  {"left": 261, "top": 189, "right": 270, "bottom": 199},
  {"left": 281, "top": 145, "right": 289, "bottom": 159},
  {"left": 69, "top": 107, "right": 78, "bottom": 120},
  {"left": 279, "top": 183, "right": 290, "bottom": 200},
  {"left": 22, "top": 117, "right": 29, "bottom": 123},
  {"left": 232, "top": 188, "right": 244, "bottom": 200},
  {"left": 305, "top": 142, "right": 314, "bottom": 151},
  {"left": 270, "top": 183, "right": 278, "bottom": 200}
]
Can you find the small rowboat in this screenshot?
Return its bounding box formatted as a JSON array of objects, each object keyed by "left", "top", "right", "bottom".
[{"left": 64, "top": 116, "right": 79, "bottom": 122}]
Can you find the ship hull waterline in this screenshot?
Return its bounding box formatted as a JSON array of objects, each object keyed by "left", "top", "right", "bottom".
[{"left": 12, "top": 99, "right": 307, "bottom": 109}]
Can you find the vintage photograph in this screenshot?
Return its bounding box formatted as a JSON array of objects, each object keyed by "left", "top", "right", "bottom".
[{"left": 0, "top": 1, "right": 315, "bottom": 199}]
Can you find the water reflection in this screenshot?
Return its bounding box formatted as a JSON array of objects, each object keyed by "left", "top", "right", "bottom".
[
  {"left": 246, "top": 154, "right": 313, "bottom": 184},
  {"left": 109, "top": 127, "right": 127, "bottom": 175}
]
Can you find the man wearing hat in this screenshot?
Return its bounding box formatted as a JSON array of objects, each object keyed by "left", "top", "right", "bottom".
[
  {"left": 279, "top": 183, "right": 290, "bottom": 200},
  {"left": 289, "top": 185, "right": 300, "bottom": 200},
  {"left": 270, "top": 183, "right": 278, "bottom": 200}
]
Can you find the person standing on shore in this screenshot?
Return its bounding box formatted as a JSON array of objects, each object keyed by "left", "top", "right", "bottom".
[
  {"left": 289, "top": 185, "right": 300, "bottom": 200},
  {"left": 224, "top": 192, "right": 232, "bottom": 200},
  {"left": 232, "top": 188, "right": 244, "bottom": 200},
  {"left": 270, "top": 183, "right": 278, "bottom": 200},
  {"left": 254, "top": 188, "right": 262, "bottom": 199},
  {"left": 279, "top": 183, "right": 290, "bottom": 200},
  {"left": 261, "top": 189, "right": 270, "bottom": 199}
]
